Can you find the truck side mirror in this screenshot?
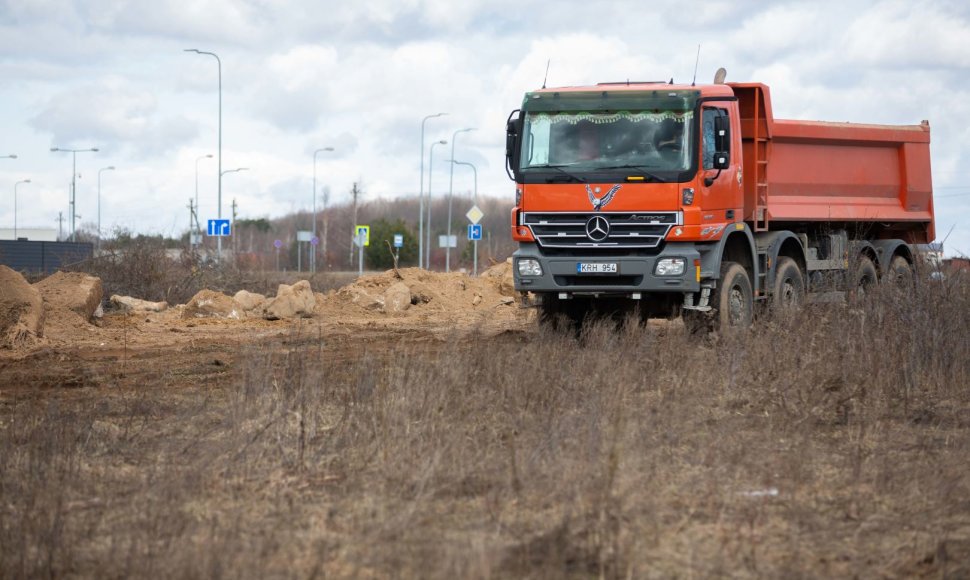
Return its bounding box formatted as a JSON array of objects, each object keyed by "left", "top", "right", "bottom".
[
  {"left": 713, "top": 115, "right": 730, "bottom": 169},
  {"left": 505, "top": 109, "right": 521, "bottom": 181}
]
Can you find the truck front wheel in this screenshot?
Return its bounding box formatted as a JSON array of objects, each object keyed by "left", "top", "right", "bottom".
[
  {"left": 683, "top": 262, "right": 753, "bottom": 334},
  {"left": 716, "top": 262, "right": 754, "bottom": 330}
]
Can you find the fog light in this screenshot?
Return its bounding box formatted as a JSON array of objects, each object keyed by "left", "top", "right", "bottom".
[
  {"left": 655, "top": 258, "right": 686, "bottom": 276},
  {"left": 517, "top": 258, "right": 543, "bottom": 277}
]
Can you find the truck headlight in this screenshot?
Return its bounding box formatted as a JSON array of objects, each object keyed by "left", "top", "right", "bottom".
[
  {"left": 655, "top": 258, "right": 686, "bottom": 276},
  {"left": 517, "top": 258, "right": 543, "bottom": 277}
]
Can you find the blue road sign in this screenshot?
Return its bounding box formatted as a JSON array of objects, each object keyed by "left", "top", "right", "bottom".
[
  {"left": 393, "top": 234, "right": 403, "bottom": 248},
  {"left": 468, "top": 224, "right": 482, "bottom": 241},
  {"left": 207, "top": 219, "right": 231, "bottom": 237}
]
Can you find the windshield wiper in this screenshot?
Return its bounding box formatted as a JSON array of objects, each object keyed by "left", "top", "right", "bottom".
[
  {"left": 525, "top": 163, "right": 587, "bottom": 183},
  {"left": 597, "top": 164, "right": 666, "bottom": 182}
]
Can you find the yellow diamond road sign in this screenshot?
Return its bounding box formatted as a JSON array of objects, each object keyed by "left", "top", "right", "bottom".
[{"left": 465, "top": 205, "right": 484, "bottom": 225}]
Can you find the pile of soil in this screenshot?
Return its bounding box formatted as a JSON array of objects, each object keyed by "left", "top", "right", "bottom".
[{"left": 0, "top": 266, "right": 45, "bottom": 348}]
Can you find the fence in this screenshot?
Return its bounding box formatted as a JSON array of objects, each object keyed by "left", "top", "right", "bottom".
[{"left": 0, "top": 240, "right": 93, "bottom": 274}]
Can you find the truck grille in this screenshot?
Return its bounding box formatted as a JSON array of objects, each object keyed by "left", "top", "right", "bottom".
[{"left": 522, "top": 211, "right": 681, "bottom": 249}]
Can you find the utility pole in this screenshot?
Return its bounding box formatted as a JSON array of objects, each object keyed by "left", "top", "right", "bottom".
[
  {"left": 232, "top": 198, "right": 239, "bottom": 257},
  {"left": 188, "top": 199, "right": 196, "bottom": 247},
  {"left": 321, "top": 186, "right": 330, "bottom": 271},
  {"left": 348, "top": 182, "right": 360, "bottom": 267},
  {"left": 56, "top": 212, "right": 65, "bottom": 241}
]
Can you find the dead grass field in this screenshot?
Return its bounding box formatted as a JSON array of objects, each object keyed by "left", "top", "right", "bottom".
[{"left": 1, "top": 277, "right": 969, "bottom": 578}]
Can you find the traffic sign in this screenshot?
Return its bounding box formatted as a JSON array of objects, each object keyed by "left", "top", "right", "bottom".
[
  {"left": 465, "top": 205, "right": 484, "bottom": 224},
  {"left": 438, "top": 234, "right": 457, "bottom": 248},
  {"left": 393, "top": 234, "right": 403, "bottom": 248},
  {"left": 297, "top": 230, "right": 313, "bottom": 242},
  {"left": 310, "top": 236, "right": 319, "bottom": 246},
  {"left": 207, "top": 219, "right": 231, "bottom": 237},
  {"left": 273, "top": 239, "right": 282, "bottom": 249},
  {"left": 467, "top": 224, "right": 482, "bottom": 241},
  {"left": 355, "top": 225, "right": 370, "bottom": 247}
]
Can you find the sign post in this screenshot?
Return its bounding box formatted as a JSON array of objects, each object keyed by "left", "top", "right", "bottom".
[
  {"left": 274, "top": 239, "right": 282, "bottom": 271},
  {"left": 465, "top": 205, "right": 484, "bottom": 276},
  {"left": 355, "top": 225, "right": 369, "bottom": 277}
]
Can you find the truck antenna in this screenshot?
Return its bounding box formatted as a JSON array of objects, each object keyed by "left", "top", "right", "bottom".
[
  {"left": 542, "top": 59, "right": 551, "bottom": 89},
  {"left": 691, "top": 44, "right": 701, "bottom": 86}
]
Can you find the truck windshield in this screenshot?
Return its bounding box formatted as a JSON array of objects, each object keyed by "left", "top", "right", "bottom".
[{"left": 519, "top": 110, "right": 693, "bottom": 174}]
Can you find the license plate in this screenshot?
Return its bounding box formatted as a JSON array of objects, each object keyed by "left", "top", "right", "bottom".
[{"left": 577, "top": 262, "right": 618, "bottom": 274}]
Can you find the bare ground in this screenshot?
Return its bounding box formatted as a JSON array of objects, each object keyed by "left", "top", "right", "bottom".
[{"left": 1, "top": 269, "right": 969, "bottom": 578}]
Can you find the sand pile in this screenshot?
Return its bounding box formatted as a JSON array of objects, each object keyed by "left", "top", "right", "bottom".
[
  {"left": 34, "top": 271, "right": 103, "bottom": 320},
  {"left": 323, "top": 265, "right": 516, "bottom": 319},
  {"left": 0, "top": 266, "right": 45, "bottom": 348}
]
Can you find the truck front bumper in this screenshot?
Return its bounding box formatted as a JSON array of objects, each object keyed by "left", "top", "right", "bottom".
[{"left": 512, "top": 243, "right": 702, "bottom": 295}]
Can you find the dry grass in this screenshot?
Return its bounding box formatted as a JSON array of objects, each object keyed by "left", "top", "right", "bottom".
[{"left": 2, "top": 278, "right": 970, "bottom": 578}]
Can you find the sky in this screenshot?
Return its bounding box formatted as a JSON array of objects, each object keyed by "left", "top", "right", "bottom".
[{"left": 1, "top": 0, "right": 969, "bottom": 255}]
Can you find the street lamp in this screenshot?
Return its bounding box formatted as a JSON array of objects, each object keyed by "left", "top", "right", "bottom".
[
  {"left": 426, "top": 139, "right": 447, "bottom": 269},
  {"left": 97, "top": 166, "right": 115, "bottom": 251},
  {"left": 419, "top": 112, "right": 446, "bottom": 268},
  {"left": 185, "top": 48, "right": 223, "bottom": 257},
  {"left": 195, "top": 154, "right": 213, "bottom": 238},
  {"left": 446, "top": 127, "right": 475, "bottom": 272},
  {"left": 1, "top": 154, "right": 16, "bottom": 159},
  {"left": 13, "top": 179, "right": 30, "bottom": 239},
  {"left": 312, "top": 146, "right": 335, "bottom": 273},
  {"left": 51, "top": 146, "right": 98, "bottom": 241}
]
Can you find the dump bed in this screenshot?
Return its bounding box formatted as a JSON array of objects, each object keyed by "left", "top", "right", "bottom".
[{"left": 730, "top": 83, "right": 935, "bottom": 243}]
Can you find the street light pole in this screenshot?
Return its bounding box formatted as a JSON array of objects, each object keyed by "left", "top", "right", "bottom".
[
  {"left": 14, "top": 179, "right": 30, "bottom": 240},
  {"left": 219, "top": 168, "right": 248, "bottom": 259},
  {"left": 312, "top": 147, "right": 334, "bottom": 273},
  {"left": 1, "top": 155, "right": 16, "bottom": 160},
  {"left": 446, "top": 127, "right": 475, "bottom": 272},
  {"left": 97, "top": 166, "right": 115, "bottom": 251},
  {"left": 426, "top": 139, "right": 447, "bottom": 269},
  {"left": 451, "top": 160, "right": 478, "bottom": 274},
  {"left": 419, "top": 113, "right": 446, "bottom": 269},
  {"left": 194, "top": 154, "right": 213, "bottom": 239},
  {"left": 50, "top": 147, "right": 98, "bottom": 242},
  {"left": 185, "top": 48, "right": 222, "bottom": 258}
]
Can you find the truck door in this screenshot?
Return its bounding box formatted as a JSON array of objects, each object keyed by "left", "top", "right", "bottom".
[{"left": 700, "top": 106, "right": 740, "bottom": 220}]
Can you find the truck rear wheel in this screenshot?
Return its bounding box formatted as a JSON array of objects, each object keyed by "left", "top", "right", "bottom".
[
  {"left": 771, "top": 257, "right": 804, "bottom": 315},
  {"left": 886, "top": 255, "right": 914, "bottom": 288},
  {"left": 849, "top": 256, "right": 877, "bottom": 302}
]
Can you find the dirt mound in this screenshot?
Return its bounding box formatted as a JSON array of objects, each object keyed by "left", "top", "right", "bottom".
[
  {"left": 233, "top": 290, "right": 266, "bottom": 312},
  {"left": 1, "top": 266, "right": 45, "bottom": 348},
  {"left": 110, "top": 295, "right": 169, "bottom": 312},
  {"left": 263, "top": 280, "right": 315, "bottom": 320},
  {"left": 481, "top": 258, "right": 515, "bottom": 295},
  {"left": 34, "top": 271, "right": 103, "bottom": 321},
  {"left": 324, "top": 268, "right": 516, "bottom": 321},
  {"left": 182, "top": 289, "right": 242, "bottom": 320}
]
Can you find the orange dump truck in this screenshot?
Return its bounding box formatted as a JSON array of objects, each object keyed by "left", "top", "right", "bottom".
[{"left": 505, "top": 76, "right": 934, "bottom": 329}]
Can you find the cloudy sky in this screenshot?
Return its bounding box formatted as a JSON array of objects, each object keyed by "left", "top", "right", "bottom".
[{"left": 1, "top": 0, "right": 969, "bottom": 254}]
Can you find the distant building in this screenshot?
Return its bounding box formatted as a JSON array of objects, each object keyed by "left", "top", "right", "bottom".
[
  {"left": 916, "top": 243, "right": 944, "bottom": 267},
  {"left": 0, "top": 228, "right": 58, "bottom": 242}
]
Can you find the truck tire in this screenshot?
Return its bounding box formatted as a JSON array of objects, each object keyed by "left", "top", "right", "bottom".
[
  {"left": 537, "top": 294, "right": 585, "bottom": 331},
  {"left": 683, "top": 262, "right": 753, "bottom": 334},
  {"left": 771, "top": 257, "right": 804, "bottom": 315},
  {"left": 885, "top": 255, "right": 914, "bottom": 288},
  {"left": 849, "top": 256, "right": 877, "bottom": 301},
  {"left": 716, "top": 262, "right": 754, "bottom": 330}
]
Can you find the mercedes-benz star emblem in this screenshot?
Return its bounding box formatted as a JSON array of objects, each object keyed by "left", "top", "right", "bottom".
[{"left": 586, "top": 215, "right": 610, "bottom": 242}]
